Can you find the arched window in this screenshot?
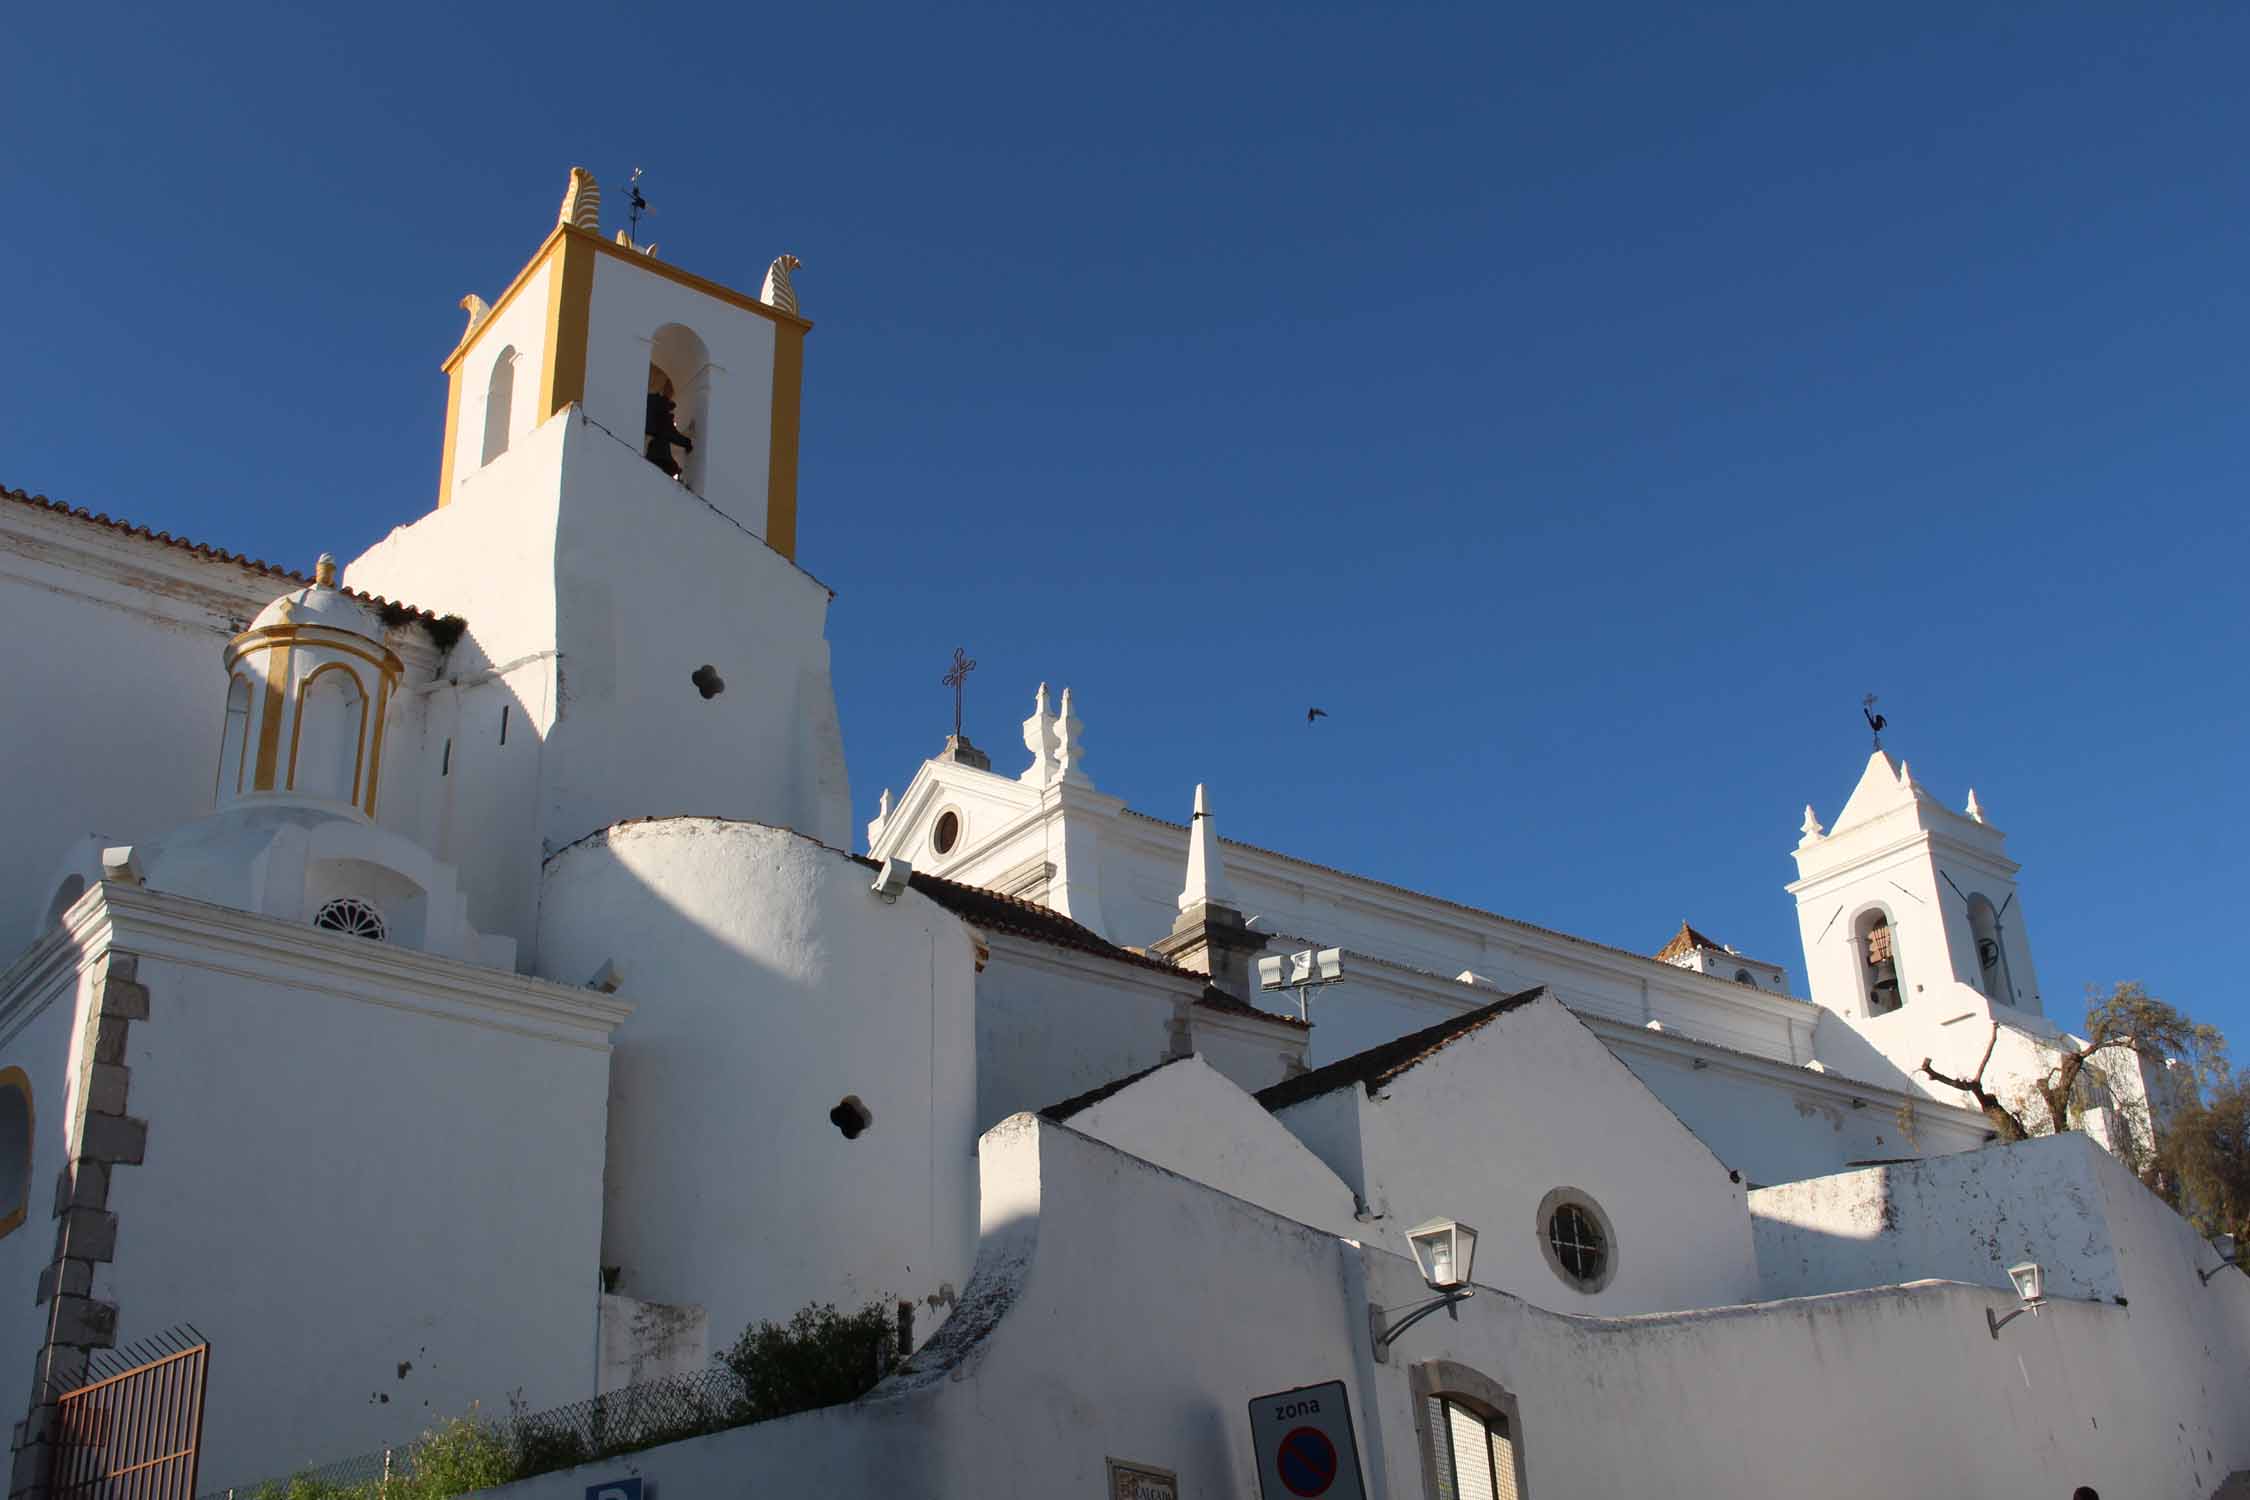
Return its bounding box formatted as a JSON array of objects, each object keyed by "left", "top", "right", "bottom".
[
  {"left": 1733, "top": 968, "right": 1755, "bottom": 986},
  {"left": 1855, "top": 907, "right": 1903, "bottom": 1016},
  {"left": 0, "top": 1069, "right": 32, "bottom": 1240},
  {"left": 291, "top": 666, "right": 366, "bottom": 804},
  {"left": 481, "top": 346, "right": 517, "bottom": 466},
  {"left": 1411, "top": 1364, "right": 1526, "bottom": 1500},
  {"left": 646, "top": 323, "right": 712, "bottom": 492},
  {"left": 216, "top": 674, "right": 251, "bottom": 801},
  {"left": 1966, "top": 893, "right": 2013, "bottom": 1005}
]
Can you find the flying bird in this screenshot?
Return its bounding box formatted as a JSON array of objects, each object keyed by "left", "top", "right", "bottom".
[{"left": 1307, "top": 707, "right": 1328, "bottom": 725}]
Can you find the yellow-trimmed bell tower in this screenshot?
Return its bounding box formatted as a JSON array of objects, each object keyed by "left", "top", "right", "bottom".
[{"left": 433, "top": 168, "right": 809, "bottom": 558}]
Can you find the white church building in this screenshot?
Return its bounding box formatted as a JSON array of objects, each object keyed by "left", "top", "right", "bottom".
[{"left": 0, "top": 170, "right": 2241, "bottom": 1499}]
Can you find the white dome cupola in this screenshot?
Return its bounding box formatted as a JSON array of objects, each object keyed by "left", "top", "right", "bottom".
[{"left": 216, "top": 554, "right": 403, "bottom": 819}]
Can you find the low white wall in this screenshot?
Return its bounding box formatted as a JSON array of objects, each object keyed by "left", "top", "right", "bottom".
[
  {"left": 468, "top": 1115, "right": 2250, "bottom": 1500},
  {"left": 1751, "top": 1133, "right": 2125, "bottom": 1302}
]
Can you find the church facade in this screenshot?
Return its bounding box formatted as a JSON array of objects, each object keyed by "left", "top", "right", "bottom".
[{"left": 0, "top": 170, "right": 2236, "bottom": 1498}]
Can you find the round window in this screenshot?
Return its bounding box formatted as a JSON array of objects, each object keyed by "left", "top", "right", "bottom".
[
  {"left": 313, "top": 897, "right": 387, "bottom": 942},
  {"left": 1536, "top": 1188, "right": 1615, "bottom": 1293},
  {"left": 931, "top": 810, "right": 962, "bottom": 857}
]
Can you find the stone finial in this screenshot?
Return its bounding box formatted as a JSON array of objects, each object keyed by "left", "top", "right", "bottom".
[
  {"left": 1799, "top": 804, "right": 1825, "bottom": 844},
  {"left": 613, "top": 228, "right": 659, "bottom": 257},
  {"left": 1966, "top": 788, "right": 1986, "bottom": 824},
  {"left": 878, "top": 788, "right": 892, "bottom": 820},
  {"left": 1021, "top": 683, "right": 1059, "bottom": 789},
  {"left": 1896, "top": 759, "right": 1913, "bottom": 787},
  {"left": 761, "top": 254, "right": 803, "bottom": 316},
  {"left": 1054, "top": 688, "right": 1090, "bottom": 786},
  {"left": 313, "top": 553, "right": 338, "bottom": 588},
  {"left": 1178, "top": 783, "right": 1241, "bottom": 915},
  {"left": 459, "top": 294, "right": 492, "bottom": 339},
  {"left": 559, "top": 167, "right": 601, "bottom": 232}
]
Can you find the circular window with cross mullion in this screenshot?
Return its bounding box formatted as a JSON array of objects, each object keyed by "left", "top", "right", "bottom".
[{"left": 1535, "top": 1187, "right": 1616, "bottom": 1294}]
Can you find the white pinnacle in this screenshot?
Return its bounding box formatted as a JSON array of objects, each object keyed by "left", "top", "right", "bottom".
[
  {"left": 1966, "top": 788, "right": 1986, "bottom": 824},
  {"left": 1020, "top": 683, "right": 1059, "bottom": 789},
  {"left": 1799, "top": 804, "right": 1825, "bottom": 843},
  {"left": 1178, "top": 783, "right": 1240, "bottom": 914}
]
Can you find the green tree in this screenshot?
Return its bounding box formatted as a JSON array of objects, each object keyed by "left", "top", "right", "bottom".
[{"left": 2149, "top": 1070, "right": 2250, "bottom": 1249}]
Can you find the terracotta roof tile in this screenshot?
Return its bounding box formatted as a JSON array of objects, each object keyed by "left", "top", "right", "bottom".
[
  {"left": 3, "top": 483, "right": 444, "bottom": 626},
  {"left": 856, "top": 861, "right": 1193, "bottom": 980},
  {"left": 1194, "top": 983, "right": 1311, "bottom": 1031},
  {"left": 1253, "top": 986, "right": 1545, "bottom": 1113}
]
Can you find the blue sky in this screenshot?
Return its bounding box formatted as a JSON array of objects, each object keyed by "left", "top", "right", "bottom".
[{"left": 4, "top": 2, "right": 2244, "bottom": 1037}]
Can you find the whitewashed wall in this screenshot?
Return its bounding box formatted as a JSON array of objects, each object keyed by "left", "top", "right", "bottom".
[
  {"left": 0, "top": 924, "right": 96, "bottom": 1437},
  {"left": 535, "top": 819, "right": 979, "bottom": 1354},
  {"left": 1271, "top": 993, "right": 1763, "bottom": 1316},
  {"left": 470, "top": 1116, "right": 2250, "bottom": 1500},
  {"left": 577, "top": 250, "right": 781, "bottom": 538},
  {"left": 1058, "top": 1057, "right": 1363, "bottom": 1239},
  {"left": 1750, "top": 1132, "right": 2129, "bottom": 1302},
  {"left": 972, "top": 935, "right": 1199, "bottom": 1131},
  {"left": 349, "top": 412, "right": 853, "bottom": 966},
  {"left": 445, "top": 259, "right": 555, "bottom": 503},
  {"left": 77, "top": 887, "right": 620, "bottom": 1492}
]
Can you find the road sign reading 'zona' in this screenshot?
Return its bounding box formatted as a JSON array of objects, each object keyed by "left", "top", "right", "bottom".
[{"left": 1248, "top": 1380, "right": 1367, "bottom": 1500}]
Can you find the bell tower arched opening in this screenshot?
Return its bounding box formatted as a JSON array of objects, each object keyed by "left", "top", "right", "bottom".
[
  {"left": 645, "top": 323, "right": 712, "bottom": 493},
  {"left": 1966, "top": 892, "right": 2015, "bottom": 1005},
  {"left": 481, "top": 345, "right": 518, "bottom": 465},
  {"left": 291, "top": 664, "right": 368, "bottom": 805},
  {"left": 1855, "top": 906, "right": 1903, "bottom": 1016}
]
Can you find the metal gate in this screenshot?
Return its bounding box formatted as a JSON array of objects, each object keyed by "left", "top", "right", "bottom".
[{"left": 50, "top": 1330, "right": 209, "bottom": 1500}]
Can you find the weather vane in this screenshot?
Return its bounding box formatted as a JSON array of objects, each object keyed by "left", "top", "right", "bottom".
[
  {"left": 1862, "top": 693, "right": 1887, "bottom": 750},
  {"left": 942, "top": 646, "right": 978, "bottom": 740},
  {"left": 626, "top": 167, "right": 649, "bottom": 241}
]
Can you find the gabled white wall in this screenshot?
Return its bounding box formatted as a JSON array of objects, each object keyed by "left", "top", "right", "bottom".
[
  {"left": 1274, "top": 994, "right": 1762, "bottom": 1315},
  {"left": 1058, "top": 1057, "right": 1362, "bottom": 1239}
]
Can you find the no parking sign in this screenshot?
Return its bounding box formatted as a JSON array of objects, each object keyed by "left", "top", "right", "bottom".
[{"left": 1248, "top": 1380, "right": 1367, "bottom": 1500}]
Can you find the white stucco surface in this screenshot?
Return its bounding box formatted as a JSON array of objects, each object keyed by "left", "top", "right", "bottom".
[
  {"left": 971, "top": 935, "right": 1200, "bottom": 1131},
  {"left": 62, "top": 885, "right": 621, "bottom": 1492},
  {"left": 535, "top": 818, "right": 979, "bottom": 1352},
  {"left": 1056, "top": 1056, "right": 1362, "bottom": 1240},
  {"left": 472, "top": 1116, "right": 2250, "bottom": 1500},
  {"left": 1750, "top": 1131, "right": 2133, "bottom": 1302},
  {"left": 1269, "top": 992, "right": 1762, "bottom": 1316}
]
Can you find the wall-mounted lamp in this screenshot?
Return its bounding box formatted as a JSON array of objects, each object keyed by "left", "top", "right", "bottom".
[
  {"left": 2198, "top": 1234, "right": 2239, "bottom": 1285},
  {"left": 1986, "top": 1261, "right": 2045, "bottom": 1338},
  {"left": 1370, "top": 1219, "right": 1477, "bottom": 1364}
]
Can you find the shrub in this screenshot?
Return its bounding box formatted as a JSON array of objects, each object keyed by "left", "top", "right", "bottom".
[{"left": 722, "top": 1300, "right": 901, "bottom": 1422}]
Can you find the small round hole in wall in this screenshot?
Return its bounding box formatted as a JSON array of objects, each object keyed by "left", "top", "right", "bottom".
[
  {"left": 691, "top": 665, "right": 726, "bottom": 700},
  {"left": 931, "top": 810, "right": 961, "bottom": 856},
  {"left": 830, "top": 1095, "right": 872, "bottom": 1140}
]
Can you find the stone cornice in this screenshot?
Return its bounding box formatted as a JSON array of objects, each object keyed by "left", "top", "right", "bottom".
[{"left": 1, "top": 883, "right": 631, "bottom": 1048}]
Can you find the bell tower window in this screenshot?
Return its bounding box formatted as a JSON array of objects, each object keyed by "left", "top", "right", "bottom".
[
  {"left": 1966, "top": 893, "right": 2013, "bottom": 1005},
  {"left": 645, "top": 323, "right": 711, "bottom": 492},
  {"left": 481, "top": 346, "right": 517, "bottom": 466},
  {"left": 291, "top": 665, "right": 367, "bottom": 804},
  {"left": 1856, "top": 908, "right": 1903, "bottom": 1016}
]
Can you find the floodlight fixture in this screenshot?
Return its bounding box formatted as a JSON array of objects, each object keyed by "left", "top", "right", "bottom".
[
  {"left": 870, "top": 857, "right": 913, "bottom": 904},
  {"left": 1258, "top": 945, "right": 1348, "bottom": 1022}
]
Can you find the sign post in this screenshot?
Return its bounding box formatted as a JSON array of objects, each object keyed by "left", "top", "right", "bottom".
[{"left": 1247, "top": 1380, "right": 1368, "bottom": 1500}]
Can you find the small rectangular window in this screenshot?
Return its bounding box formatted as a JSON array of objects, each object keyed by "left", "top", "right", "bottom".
[{"left": 499, "top": 706, "right": 509, "bottom": 745}]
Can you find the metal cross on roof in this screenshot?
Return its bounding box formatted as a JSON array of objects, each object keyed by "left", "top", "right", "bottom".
[{"left": 943, "top": 646, "right": 978, "bottom": 740}]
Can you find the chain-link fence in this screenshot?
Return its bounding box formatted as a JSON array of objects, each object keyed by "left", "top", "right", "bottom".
[{"left": 200, "top": 1365, "right": 754, "bottom": 1499}]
